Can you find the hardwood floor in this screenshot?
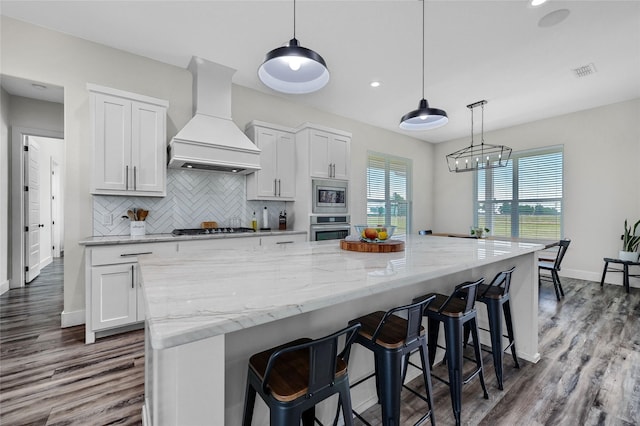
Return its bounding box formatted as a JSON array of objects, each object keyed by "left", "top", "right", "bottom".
[
  {"left": 0, "top": 259, "right": 144, "bottom": 425},
  {"left": 1, "top": 261, "right": 638, "bottom": 425}
]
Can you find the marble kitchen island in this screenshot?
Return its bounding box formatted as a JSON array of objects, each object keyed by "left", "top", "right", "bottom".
[{"left": 139, "top": 235, "right": 544, "bottom": 426}]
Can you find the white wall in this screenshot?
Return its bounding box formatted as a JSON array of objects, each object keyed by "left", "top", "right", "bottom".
[
  {"left": 433, "top": 98, "right": 640, "bottom": 284},
  {"left": 0, "top": 87, "right": 9, "bottom": 295},
  {"left": 1, "top": 16, "right": 193, "bottom": 324},
  {"left": 31, "top": 135, "right": 65, "bottom": 267},
  {"left": 232, "top": 85, "right": 436, "bottom": 230},
  {"left": 1, "top": 16, "right": 433, "bottom": 324}
]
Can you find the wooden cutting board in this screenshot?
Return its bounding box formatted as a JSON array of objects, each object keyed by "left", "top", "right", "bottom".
[{"left": 340, "top": 239, "right": 405, "bottom": 253}]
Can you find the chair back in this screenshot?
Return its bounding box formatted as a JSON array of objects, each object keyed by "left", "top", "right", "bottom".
[
  {"left": 437, "top": 278, "right": 484, "bottom": 314},
  {"left": 370, "top": 294, "right": 437, "bottom": 346},
  {"left": 261, "top": 323, "right": 361, "bottom": 398},
  {"left": 481, "top": 266, "right": 516, "bottom": 298},
  {"left": 554, "top": 239, "right": 571, "bottom": 271}
]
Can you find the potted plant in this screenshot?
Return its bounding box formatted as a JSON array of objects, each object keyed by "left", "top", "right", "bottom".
[
  {"left": 471, "top": 226, "right": 490, "bottom": 239},
  {"left": 620, "top": 219, "right": 640, "bottom": 262}
]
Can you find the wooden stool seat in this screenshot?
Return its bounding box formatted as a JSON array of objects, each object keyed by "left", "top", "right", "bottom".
[
  {"left": 242, "top": 324, "right": 361, "bottom": 426},
  {"left": 249, "top": 338, "right": 348, "bottom": 402},
  {"left": 351, "top": 311, "right": 425, "bottom": 349},
  {"left": 419, "top": 292, "right": 469, "bottom": 317}
]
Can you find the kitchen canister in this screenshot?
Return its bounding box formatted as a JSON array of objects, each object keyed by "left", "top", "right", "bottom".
[{"left": 130, "top": 221, "right": 146, "bottom": 237}]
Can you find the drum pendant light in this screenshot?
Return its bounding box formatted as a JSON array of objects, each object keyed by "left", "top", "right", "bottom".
[
  {"left": 258, "top": 0, "right": 329, "bottom": 94},
  {"left": 400, "top": 0, "right": 448, "bottom": 130}
]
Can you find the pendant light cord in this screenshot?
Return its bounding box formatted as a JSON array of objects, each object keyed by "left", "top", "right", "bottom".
[
  {"left": 421, "top": 0, "right": 425, "bottom": 99},
  {"left": 293, "top": 0, "right": 296, "bottom": 39}
]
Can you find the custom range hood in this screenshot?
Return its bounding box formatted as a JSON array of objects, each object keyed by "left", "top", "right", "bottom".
[{"left": 168, "top": 57, "right": 261, "bottom": 174}]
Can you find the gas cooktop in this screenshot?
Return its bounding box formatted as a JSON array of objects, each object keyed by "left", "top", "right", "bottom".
[{"left": 172, "top": 228, "right": 255, "bottom": 236}]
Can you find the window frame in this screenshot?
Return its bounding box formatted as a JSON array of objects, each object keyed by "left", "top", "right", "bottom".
[
  {"left": 366, "top": 151, "right": 412, "bottom": 236},
  {"left": 473, "top": 145, "right": 564, "bottom": 240}
]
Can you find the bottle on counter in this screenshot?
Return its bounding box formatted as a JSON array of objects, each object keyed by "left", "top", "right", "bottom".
[
  {"left": 261, "top": 206, "right": 270, "bottom": 230},
  {"left": 278, "top": 211, "right": 286, "bottom": 230},
  {"left": 251, "top": 211, "right": 257, "bottom": 231}
]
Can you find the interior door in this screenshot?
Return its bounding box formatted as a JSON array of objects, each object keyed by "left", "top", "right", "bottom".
[
  {"left": 25, "top": 136, "right": 41, "bottom": 283},
  {"left": 51, "top": 159, "right": 61, "bottom": 258}
]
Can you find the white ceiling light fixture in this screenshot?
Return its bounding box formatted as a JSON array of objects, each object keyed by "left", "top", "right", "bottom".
[
  {"left": 530, "top": 0, "right": 549, "bottom": 7},
  {"left": 446, "top": 100, "right": 512, "bottom": 173},
  {"left": 258, "top": 0, "right": 329, "bottom": 94},
  {"left": 399, "top": 0, "right": 448, "bottom": 131}
]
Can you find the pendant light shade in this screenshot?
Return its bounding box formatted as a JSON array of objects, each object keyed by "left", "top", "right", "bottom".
[
  {"left": 399, "top": 98, "right": 448, "bottom": 130},
  {"left": 258, "top": 0, "right": 329, "bottom": 94},
  {"left": 399, "top": 0, "right": 448, "bottom": 131},
  {"left": 258, "top": 38, "right": 330, "bottom": 94}
]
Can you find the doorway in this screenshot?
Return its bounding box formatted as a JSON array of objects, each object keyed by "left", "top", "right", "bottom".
[{"left": 4, "top": 75, "right": 65, "bottom": 289}]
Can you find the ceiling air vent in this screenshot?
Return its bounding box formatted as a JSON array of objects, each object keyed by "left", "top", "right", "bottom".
[{"left": 572, "top": 63, "right": 597, "bottom": 78}]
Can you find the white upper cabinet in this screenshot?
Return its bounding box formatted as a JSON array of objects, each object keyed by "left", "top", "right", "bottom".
[
  {"left": 298, "top": 124, "right": 351, "bottom": 180},
  {"left": 89, "top": 84, "right": 168, "bottom": 196},
  {"left": 246, "top": 121, "right": 296, "bottom": 200}
]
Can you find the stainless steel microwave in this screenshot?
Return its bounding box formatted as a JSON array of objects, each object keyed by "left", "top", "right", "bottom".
[{"left": 312, "top": 179, "right": 348, "bottom": 214}]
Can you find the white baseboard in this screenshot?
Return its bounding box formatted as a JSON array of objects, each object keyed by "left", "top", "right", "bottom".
[
  {"left": 561, "top": 268, "right": 639, "bottom": 289},
  {"left": 0, "top": 280, "right": 9, "bottom": 296},
  {"left": 61, "top": 309, "right": 85, "bottom": 328},
  {"left": 40, "top": 256, "right": 52, "bottom": 270}
]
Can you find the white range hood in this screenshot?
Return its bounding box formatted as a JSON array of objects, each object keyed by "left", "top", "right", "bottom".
[{"left": 167, "top": 57, "right": 261, "bottom": 174}]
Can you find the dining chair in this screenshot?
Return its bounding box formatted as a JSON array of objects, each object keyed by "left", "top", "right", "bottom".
[{"left": 538, "top": 239, "right": 571, "bottom": 300}]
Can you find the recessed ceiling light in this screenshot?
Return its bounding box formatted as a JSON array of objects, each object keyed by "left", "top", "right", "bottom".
[
  {"left": 370, "top": 81, "right": 381, "bottom": 88},
  {"left": 530, "top": 0, "right": 548, "bottom": 6}
]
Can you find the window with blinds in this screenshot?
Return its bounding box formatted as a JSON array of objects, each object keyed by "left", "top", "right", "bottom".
[
  {"left": 367, "top": 152, "right": 412, "bottom": 236},
  {"left": 475, "top": 146, "right": 563, "bottom": 239}
]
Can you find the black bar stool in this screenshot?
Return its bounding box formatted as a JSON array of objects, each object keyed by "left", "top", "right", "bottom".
[
  {"left": 345, "top": 295, "right": 437, "bottom": 426},
  {"left": 538, "top": 239, "right": 571, "bottom": 300},
  {"left": 473, "top": 267, "right": 519, "bottom": 390},
  {"left": 242, "top": 323, "right": 361, "bottom": 426},
  {"left": 413, "top": 278, "right": 488, "bottom": 426}
]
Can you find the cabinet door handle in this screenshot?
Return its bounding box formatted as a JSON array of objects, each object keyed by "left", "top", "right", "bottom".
[
  {"left": 332, "top": 163, "right": 335, "bottom": 177},
  {"left": 274, "top": 179, "right": 277, "bottom": 196},
  {"left": 120, "top": 252, "right": 153, "bottom": 257},
  {"left": 134, "top": 166, "right": 137, "bottom": 191},
  {"left": 328, "top": 163, "right": 332, "bottom": 177},
  {"left": 278, "top": 179, "right": 281, "bottom": 197},
  {"left": 126, "top": 165, "right": 129, "bottom": 190},
  {"left": 131, "top": 264, "right": 134, "bottom": 289},
  {"left": 276, "top": 241, "right": 294, "bottom": 244}
]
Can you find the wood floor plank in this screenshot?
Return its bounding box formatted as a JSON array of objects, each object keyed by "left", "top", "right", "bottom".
[{"left": 2, "top": 259, "right": 639, "bottom": 425}]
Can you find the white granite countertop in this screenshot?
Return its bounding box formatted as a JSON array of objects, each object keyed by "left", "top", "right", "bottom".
[
  {"left": 78, "top": 230, "right": 307, "bottom": 246},
  {"left": 138, "top": 235, "right": 544, "bottom": 350}
]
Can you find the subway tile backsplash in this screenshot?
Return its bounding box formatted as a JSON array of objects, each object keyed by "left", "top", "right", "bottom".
[{"left": 93, "top": 169, "right": 288, "bottom": 236}]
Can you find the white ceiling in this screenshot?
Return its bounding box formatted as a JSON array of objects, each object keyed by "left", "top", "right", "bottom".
[{"left": 1, "top": 0, "right": 639, "bottom": 143}]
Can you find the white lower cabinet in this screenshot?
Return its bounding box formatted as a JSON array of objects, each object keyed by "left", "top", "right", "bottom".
[
  {"left": 85, "top": 242, "right": 177, "bottom": 343},
  {"left": 91, "top": 263, "right": 137, "bottom": 331}
]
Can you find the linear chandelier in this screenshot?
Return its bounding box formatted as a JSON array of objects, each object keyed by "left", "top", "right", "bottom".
[{"left": 446, "top": 100, "right": 512, "bottom": 173}]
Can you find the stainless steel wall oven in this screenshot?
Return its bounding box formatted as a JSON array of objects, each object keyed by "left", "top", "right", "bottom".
[{"left": 310, "top": 215, "right": 350, "bottom": 241}]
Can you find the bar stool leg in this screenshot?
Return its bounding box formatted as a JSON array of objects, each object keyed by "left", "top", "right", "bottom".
[
  {"left": 378, "top": 350, "right": 403, "bottom": 426},
  {"left": 485, "top": 299, "right": 505, "bottom": 390},
  {"left": 242, "top": 373, "right": 257, "bottom": 426},
  {"left": 469, "top": 318, "right": 489, "bottom": 399},
  {"left": 427, "top": 318, "right": 440, "bottom": 367},
  {"left": 503, "top": 299, "right": 520, "bottom": 369},
  {"left": 443, "top": 318, "right": 464, "bottom": 426},
  {"left": 600, "top": 261, "right": 609, "bottom": 287},
  {"left": 338, "top": 385, "right": 355, "bottom": 426},
  {"left": 301, "top": 407, "right": 315, "bottom": 426},
  {"left": 418, "top": 340, "right": 436, "bottom": 425}
]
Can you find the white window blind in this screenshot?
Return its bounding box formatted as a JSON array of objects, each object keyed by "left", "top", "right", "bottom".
[
  {"left": 367, "top": 152, "right": 411, "bottom": 236},
  {"left": 475, "top": 146, "right": 563, "bottom": 239}
]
